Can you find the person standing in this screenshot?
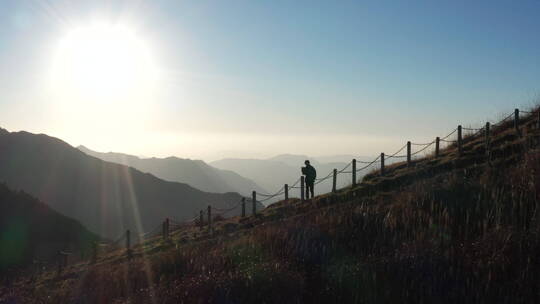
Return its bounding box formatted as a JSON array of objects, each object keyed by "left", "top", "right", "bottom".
[{"left": 302, "top": 160, "right": 317, "bottom": 199}]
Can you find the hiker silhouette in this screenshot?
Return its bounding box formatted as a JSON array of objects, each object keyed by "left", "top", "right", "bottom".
[{"left": 301, "top": 160, "right": 317, "bottom": 199}]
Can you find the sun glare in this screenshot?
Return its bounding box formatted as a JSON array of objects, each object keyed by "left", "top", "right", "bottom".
[{"left": 50, "top": 23, "right": 158, "bottom": 106}]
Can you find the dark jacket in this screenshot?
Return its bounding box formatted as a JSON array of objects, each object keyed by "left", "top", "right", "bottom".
[{"left": 302, "top": 165, "right": 317, "bottom": 183}]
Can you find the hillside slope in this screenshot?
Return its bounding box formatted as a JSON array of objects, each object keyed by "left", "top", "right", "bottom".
[
  {"left": 77, "top": 146, "right": 267, "bottom": 197},
  {"left": 0, "top": 183, "right": 97, "bottom": 279},
  {"left": 3, "top": 109, "right": 540, "bottom": 303},
  {"left": 0, "top": 128, "right": 263, "bottom": 239}
]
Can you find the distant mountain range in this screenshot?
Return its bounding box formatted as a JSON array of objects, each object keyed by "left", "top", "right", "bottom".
[
  {"left": 78, "top": 146, "right": 267, "bottom": 197},
  {"left": 0, "top": 128, "right": 262, "bottom": 239},
  {"left": 0, "top": 182, "right": 97, "bottom": 275},
  {"left": 210, "top": 154, "right": 362, "bottom": 200}
]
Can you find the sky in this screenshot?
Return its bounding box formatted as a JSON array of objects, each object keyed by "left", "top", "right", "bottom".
[{"left": 0, "top": 0, "right": 539, "bottom": 161}]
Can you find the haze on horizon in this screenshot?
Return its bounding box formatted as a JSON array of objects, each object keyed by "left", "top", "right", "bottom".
[{"left": 1, "top": 0, "right": 539, "bottom": 162}]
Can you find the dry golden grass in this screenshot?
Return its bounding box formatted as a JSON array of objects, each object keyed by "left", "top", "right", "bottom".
[{"left": 2, "top": 109, "right": 540, "bottom": 303}]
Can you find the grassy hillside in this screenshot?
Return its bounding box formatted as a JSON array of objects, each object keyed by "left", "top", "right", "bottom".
[{"left": 2, "top": 109, "right": 540, "bottom": 303}]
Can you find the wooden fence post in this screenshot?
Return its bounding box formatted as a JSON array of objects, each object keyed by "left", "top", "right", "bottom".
[
  {"left": 126, "top": 230, "right": 130, "bottom": 250},
  {"left": 59, "top": 251, "right": 64, "bottom": 273},
  {"left": 457, "top": 125, "right": 462, "bottom": 156},
  {"left": 485, "top": 122, "right": 490, "bottom": 154},
  {"left": 284, "top": 184, "right": 289, "bottom": 201},
  {"left": 332, "top": 169, "right": 337, "bottom": 193},
  {"left": 380, "top": 153, "right": 385, "bottom": 176},
  {"left": 352, "top": 159, "right": 357, "bottom": 186},
  {"left": 199, "top": 210, "right": 204, "bottom": 230},
  {"left": 165, "top": 218, "right": 170, "bottom": 240},
  {"left": 162, "top": 220, "right": 166, "bottom": 240},
  {"left": 435, "top": 137, "right": 440, "bottom": 158},
  {"left": 300, "top": 176, "right": 305, "bottom": 202},
  {"left": 126, "top": 230, "right": 131, "bottom": 258},
  {"left": 407, "top": 141, "right": 411, "bottom": 166},
  {"left": 92, "top": 241, "right": 97, "bottom": 263},
  {"left": 252, "top": 191, "right": 256, "bottom": 215},
  {"left": 241, "top": 198, "right": 246, "bottom": 217},
  {"left": 514, "top": 108, "right": 521, "bottom": 136},
  {"left": 207, "top": 206, "right": 212, "bottom": 230},
  {"left": 537, "top": 110, "right": 540, "bottom": 130},
  {"left": 380, "top": 153, "right": 384, "bottom": 175},
  {"left": 57, "top": 251, "right": 62, "bottom": 274}
]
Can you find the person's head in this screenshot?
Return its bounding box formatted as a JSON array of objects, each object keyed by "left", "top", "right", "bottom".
[{"left": 304, "top": 160, "right": 310, "bottom": 166}]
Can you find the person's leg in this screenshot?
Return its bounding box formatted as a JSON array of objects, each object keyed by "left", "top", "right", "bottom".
[
  {"left": 310, "top": 182, "right": 314, "bottom": 198},
  {"left": 305, "top": 183, "right": 310, "bottom": 199}
]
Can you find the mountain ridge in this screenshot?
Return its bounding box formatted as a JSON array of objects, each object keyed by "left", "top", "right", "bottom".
[
  {"left": 0, "top": 128, "right": 263, "bottom": 239},
  {"left": 77, "top": 145, "right": 267, "bottom": 196}
]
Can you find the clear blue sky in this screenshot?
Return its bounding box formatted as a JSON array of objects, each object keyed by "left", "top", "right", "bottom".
[{"left": 0, "top": 0, "right": 539, "bottom": 160}]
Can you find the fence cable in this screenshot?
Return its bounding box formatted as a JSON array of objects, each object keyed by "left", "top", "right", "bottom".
[
  {"left": 254, "top": 192, "right": 276, "bottom": 198},
  {"left": 356, "top": 160, "right": 376, "bottom": 164},
  {"left": 64, "top": 107, "right": 540, "bottom": 269},
  {"left": 139, "top": 223, "right": 162, "bottom": 239},
  {"left": 258, "top": 183, "right": 287, "bottom": 200},
  {"left": 461, "top": 127, "right": 483, "bottom": 131},
  {"left": 289, "top": 160, "right": 350, "bottom": 190},
  {"left": 214, "top": 200, "right": 243, "bottom": 213},
  {"left": 441, "top": 128, "right": 457, "bottom": 140},
  {"left": 390, "top": 155, "right": 408, "bottom": 159},
  {"left": 315, "top": 170, "right": 334, "bottom": 182},
  {"left": 385, "top": 143, "right": 408, "bottom": 159},
  {"left": 492, "top": 112, "right": 514, "bottom": 127},
  {"left": 172, "top": 215, "right": 202, "bottom": 232},
  {"left": 259, "top": 191, "right": 285, "bottom": 203},
  {"left": 170, "top": 214, "right": 199, "bottom": 226},
  {"left": 98, "top": 231, "right": 127, "bottom": 247},
  {"left": 337, "top": 161, "right": 352, "bottom": 173},
  {"left": 288, "top": 177, "right": 301, "bottom": 188},
  {"left": 259, "top": 192, "right": 284, "bottom": 203},
  {"left": 440, "top": 138, "right": 457, "bottom": 143},
  {"left": 315, "top": 170, "right": 334, "bottom": 181},
  {"left": 96, "top": 109, "right": 536, "bottom": 253},
  {"left": 355, "top": 155, "right": 381, "bottom": 172},
  {"left": 169, "top": 218, "right": 186, "bottom": 225},
  {"left": 315, "top": 175, "right": 333, "bottom": 185},
  {"left": 411, "top": 140, "right": 435, "bottom": 156},
  {"left": 471, "top": 127, "right": 485, "bottom": 137}
]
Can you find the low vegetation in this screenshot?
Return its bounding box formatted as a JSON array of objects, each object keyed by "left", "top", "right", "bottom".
[{"left": 2, "top": 109, "right": 539, "bottom": 303}]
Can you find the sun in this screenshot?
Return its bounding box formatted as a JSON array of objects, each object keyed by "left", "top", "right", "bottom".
[{"left": 50, "top": 23, "right": 158, "bottom": 104}]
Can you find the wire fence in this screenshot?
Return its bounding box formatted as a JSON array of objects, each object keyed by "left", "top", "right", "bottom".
[
  {"left": 492, "top": 112, "right": 515, "bottom": 127},
  {"left": 412, "top": 140, "right": 436, "bottom": 156},
  {"left": 356, "top": 155, "right": 381, "bottom": 172},
  {"left": 385, "top": 143, "right": 408, "bottom": 159},
  {"left": 34, "top": 108, "right": 538, "bottom": 272},
  {"left": 234, "top": 108, "right": 534, "bottom": 206}
]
